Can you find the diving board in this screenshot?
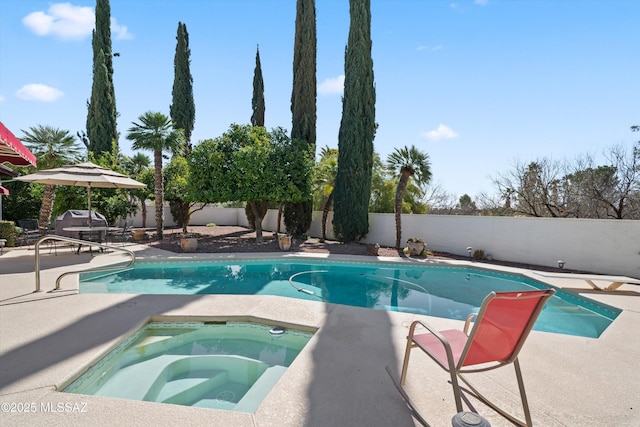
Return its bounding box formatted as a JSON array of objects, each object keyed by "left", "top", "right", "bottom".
[{"left": 534, "top": 272, "right": 640, "bottom": 291}]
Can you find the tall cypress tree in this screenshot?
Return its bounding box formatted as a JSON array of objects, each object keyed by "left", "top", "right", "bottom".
[
  {"left": 87, "top": 0, "right": 117, "bottom": 155},
  {"left": 170, "top": 21, "right": 195, "bottom": 153},
  {"left": 168, "top": 21, "right": 195, "bottom": 226},
  {"left": 332, "top": 0, "right": 376, "bottom": 242},
  {"left": 251, "top": 46, "right": 265, "bottom": 127},
  {"left": 285, "top": 0, "right": 316, "bottom": 236}
]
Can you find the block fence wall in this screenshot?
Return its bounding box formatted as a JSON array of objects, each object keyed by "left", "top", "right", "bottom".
[{"left": 131, "top": 205, "right": 639, "bottom": 278}]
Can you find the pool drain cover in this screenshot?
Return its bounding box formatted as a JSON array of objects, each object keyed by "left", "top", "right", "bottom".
[{"left": 216, "top": 391, "right": 235, "bottom": 402}]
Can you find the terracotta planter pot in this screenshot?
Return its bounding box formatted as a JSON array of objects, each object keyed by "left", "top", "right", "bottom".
[
  {"left": 180, "top": 237, "right": 198, "bottom": 252},
  {"left": 132, "top": 229, "right": 146, "bottom": 241},
  {"left": 278, "top": 234, "right": 292, "bottom": 251}
]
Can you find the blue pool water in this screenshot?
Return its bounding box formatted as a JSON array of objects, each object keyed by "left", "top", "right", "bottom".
[
  {"left": 64, "top": 322, "right": 312, "bottom": 412},
  {"left": 80, "top": 259, "right": 620, "bottom": 338}
]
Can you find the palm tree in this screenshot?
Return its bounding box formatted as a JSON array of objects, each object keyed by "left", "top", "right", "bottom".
[
  {"left": 387, "top": 146, "right": 432, "bottom": 249},
  {"left": 126, "top": 112, "right": 184, "bottom": 239},
  {"left": 123, "top": 152, "right": 152, "bottom": 227},
  {"left": 21, "top": 125, "right": 83, "bottom": 227},
  {"left": 313, "top": 146, "right": 338, "bottom": 241}
]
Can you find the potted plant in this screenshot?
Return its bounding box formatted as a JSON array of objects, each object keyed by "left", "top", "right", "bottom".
[
  {"left": 277, "top": 233, "right": 292, "bottom": 251},
  {"left": 406, "top": 237, "right": 426, "bottom": 256},
  {"left": 132, "top": 229, "right": 147, "bottom": 241},
  {"left": 180, "top": 233, "right": 199, "bottom": 252}
]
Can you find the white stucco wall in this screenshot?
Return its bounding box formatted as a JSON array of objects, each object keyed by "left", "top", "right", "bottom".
[{"left": 130, "top": 205, "right": 639, "bottom": 278}]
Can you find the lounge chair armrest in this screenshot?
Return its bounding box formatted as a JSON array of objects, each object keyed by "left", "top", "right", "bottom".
[{"left": 464, "top": 313, "right": 477, "bottom": 334}]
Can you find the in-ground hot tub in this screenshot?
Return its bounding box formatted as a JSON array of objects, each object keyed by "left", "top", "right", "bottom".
[{"left": 63, "top": 320, "right": 313, "bottom": 412}]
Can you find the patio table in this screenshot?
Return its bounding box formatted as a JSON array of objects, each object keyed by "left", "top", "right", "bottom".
[{"left": 63, "top": 226, "right": 116, "bottom": 254}]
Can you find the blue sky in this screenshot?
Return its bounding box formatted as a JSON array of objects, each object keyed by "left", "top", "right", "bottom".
[{"left": 1, "top": 0, "right": 638, "bottom": 199}]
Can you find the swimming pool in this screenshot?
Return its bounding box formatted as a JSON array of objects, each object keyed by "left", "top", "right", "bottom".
[
  {"left": 79, "top": 259, "right": 620, "bottom": 338},
  {"left": 64, "top": 321, "right": 313, "bottom": 412}
]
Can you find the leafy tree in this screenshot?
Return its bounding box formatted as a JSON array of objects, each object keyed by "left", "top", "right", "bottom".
[
  {"left": 370, "top": 179, "right": 426, "bottom": 215},
  {"left": 136, "top": 168, "right": 155, "bottom": 227},
  {"left": 86, "top": 0, "right": 117, "bottom": 155},
  {"left": 170, "top": 21, "right": 195, "bottom": 150},
  {"left": 85, "top": 146, "right": 141, "bottom": 224},
  {"left": 591, "top": 141, "right": 639, "bottom": 219},
  {"left": 369, "top": 152, "right": 427, "bottom": 214},
  {"left": 122, "top": 152, "right": 153, "bottom": 226},
  {"left": 285, "top": 0, "right": 317, "bottom": 236},
  {"left": 165, "top": 156, "right": 206, "bottom": 233},
  {"left": 312, "top": 146, "right": 338, "bottom": 240},
  {"left": 244, "top": 201, "right": 271, "bottom": 231},
  {"left": 121, "top": 153, "right": 152, "bottom": 225},
  {"left": 492, "top": 135, "right": 639, "bottom": 219},
  {"left": 370, "top": 151, "right": 427, "bottom": 215},
  {"left": 126, "top": 112, "right": 185, "bottom": 239},
  {"left": 333, "top": 0, "right": 376, "bottom": 242},
  {"left": 1, "top": 179, "right": 41, "bottom": 223},
  {"left": 564, "top": 142, "right": 639, "bottom": 219},
  {"left": 456, "top": 194, "right": 478, "bottom": 215},
  {"left": 368, "top": 152, "right": 387, "bottom": 211},
  {"left": 50, "top": 185, "right": 86, "bottom": 221},
  {"left": 493, "top": 158, "right": 566, "bottom": 217},
  {"left": 20, "top": 125, "right": 83, "bottom": 226},
  {"left": 386, "top": 146, "right": 432, "bottom": 248},
  {"left": 251, "top": 46, "right": 265, "bottom": 127},
  {"left": 423, "top": 183, "right": 457, "bottom": 214},
  {"left": 188, "top": 124, "right": 313, "bottom": 242}
]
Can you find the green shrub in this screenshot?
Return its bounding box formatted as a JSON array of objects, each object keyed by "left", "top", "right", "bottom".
[{"left": 0, "top": 220, "right": 16, "bottom": 247}]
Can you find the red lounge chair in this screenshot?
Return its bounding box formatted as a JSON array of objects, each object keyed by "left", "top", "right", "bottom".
[{"left": 399, "top": 289, "right": 555, "bottom": 426}]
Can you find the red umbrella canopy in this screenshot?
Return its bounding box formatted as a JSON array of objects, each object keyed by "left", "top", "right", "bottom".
[{"left": 0, "top": 121, "right": 37, "bottom": 167}]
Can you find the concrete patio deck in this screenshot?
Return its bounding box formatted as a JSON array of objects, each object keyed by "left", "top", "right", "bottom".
[{"left": 1, "top": 244, "right": 638, "bottom": 426}]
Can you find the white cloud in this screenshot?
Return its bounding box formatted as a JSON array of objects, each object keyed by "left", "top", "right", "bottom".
[
  {"left": 23, "top": 3, "right": 94, "bottom": 40},
  {"left": 111, "top": 18, "right": 133, "bottom": 40},
  {"left": 22, "top": 3, "right": 133, "bottom": 41},
  {"left": 16, "top": 84, "right": 64, "bottom": 102},
  {"left": 0, "top": 94, "right": 4, "bottom": 103},
  {"left": 420, "top": 124, "right": 459, "bottom": 141},
  {"left": 318, "top": 75, "right": 345, "bottom": 95}
]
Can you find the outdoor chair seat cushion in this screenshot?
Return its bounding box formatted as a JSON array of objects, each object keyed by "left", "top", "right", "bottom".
[{"left": 413, "top": 329, "right": 468, "bottom": 369}]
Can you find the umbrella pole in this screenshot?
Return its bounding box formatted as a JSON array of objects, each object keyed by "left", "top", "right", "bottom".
[{"left": 87, "top": 185, "right": 92, "bottom": 227}]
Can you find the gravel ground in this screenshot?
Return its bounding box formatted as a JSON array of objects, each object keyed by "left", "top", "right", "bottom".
[
  {"left": 144, "top": 225, "right": 586, "bottom": 274},
  {"left": 146, "top": 225, "right": 406, "bottom": 257}
]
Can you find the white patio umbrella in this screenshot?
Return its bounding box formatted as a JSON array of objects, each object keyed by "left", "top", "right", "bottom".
[{"left": 15, "top": 161, "right": 146, "bottom": 225}]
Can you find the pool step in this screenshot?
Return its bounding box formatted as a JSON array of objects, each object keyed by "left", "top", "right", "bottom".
[
  {"left": 192, "top": 381, "right": 252, "bottom": 410},
  {"left": 158, "top": 371, "right": 229, "bottom": 404},
  {"left": 234, "top": 365, "right": 288, "bottom": 412},
  {"left": 96, "top": 354, "right": 269, "bottom": 406}
]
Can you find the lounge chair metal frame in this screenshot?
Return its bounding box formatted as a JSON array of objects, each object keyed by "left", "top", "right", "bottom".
[
  {"left": 18, "top": 219, "right": 43, "bottom": 247},
  {"left": 400, "top": 289, "right": 555, "bottom": 427},
  {"left": 107, "top": 220, "right": 132, "bottom": 246}
]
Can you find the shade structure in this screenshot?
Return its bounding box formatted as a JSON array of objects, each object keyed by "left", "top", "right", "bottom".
[
  {"left": 0, "top": 163, "right": 19, "bottom": 177},
  {"left": 15, "top": 162, "right": 146, "bottom": 225},
  {"left": 0, "top": 121, "right": 37, "bottom": 167}
]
